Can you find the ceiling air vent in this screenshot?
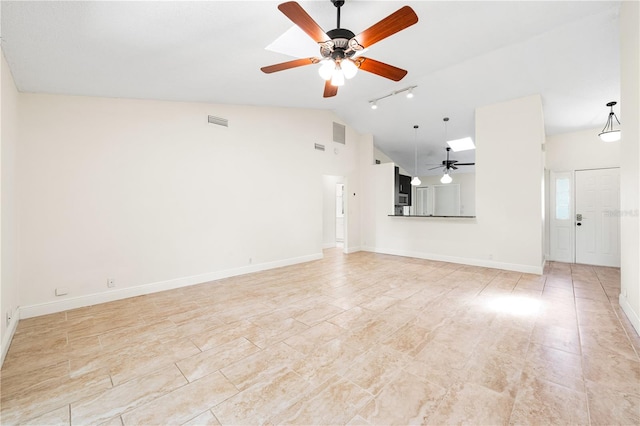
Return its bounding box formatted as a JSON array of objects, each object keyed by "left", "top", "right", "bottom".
[
  {"left": 208, "top": 115, "right": 228, "bottom": 127},
  {"left": 314, "top": 143, "right": 325, "bottom": 151},
  {"left": 333, "top": 122, "right": 346, "bottom": 144}
]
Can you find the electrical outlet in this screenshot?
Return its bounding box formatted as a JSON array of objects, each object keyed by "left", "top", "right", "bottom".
[
  {"left": 55, "top": 287, "right": 69, "bottom": 296},
  {"left": 6, "top": 308, "right": 12, "bottom": 326},
  {"left": 107, "top": 278, "right": 115, "bottom": 288}
]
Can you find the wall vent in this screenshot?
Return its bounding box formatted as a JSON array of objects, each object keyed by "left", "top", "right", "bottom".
[
  {"left": 208, "top": 115, "right": 229, "bottom": 127},
  {"left": 314, "top": 143, "right": 325, "bottom": 151},
  {"left": 333, "top": 122, "right": 346, "bottom": 144}
]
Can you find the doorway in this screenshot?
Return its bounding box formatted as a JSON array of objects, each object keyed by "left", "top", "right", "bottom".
[
  {"left": 335, "top": 183, "right": 344, "bottom": 246},
  {"left": 549, "top": 168, "right": 620, "bottom": 266},
  {"left": 322, "top": 175, "right": 346, "bottom": 252}
]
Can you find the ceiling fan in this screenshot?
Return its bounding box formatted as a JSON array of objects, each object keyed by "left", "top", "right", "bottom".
[
  {"left": 260, "top": 1, "right": 418, "bottom": 98},
  {"left": 429, "top": 147, "right": 475, "bottom": 171}
]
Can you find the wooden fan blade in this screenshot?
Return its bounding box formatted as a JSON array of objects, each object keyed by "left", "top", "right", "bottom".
[
  {"left": 278, "top": 2, "right": 328, "bottom": 43},
  {"left": 357, "top": 57, "right": 407, "bottom": 81},
  {"left": 323, "top": 80, "right": 338, "bottom": 98},
  {"left": 354, "top": 6, "right": 418, "bottom": 48},
  {"left": 261, "top": 58, "right": 316, "bottom": 74}
]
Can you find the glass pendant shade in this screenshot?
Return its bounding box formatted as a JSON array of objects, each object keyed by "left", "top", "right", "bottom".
[
  {"left": 318, "top": 60, "right": 334, "bottom": 81},
  {"left": 341, "top": 59, "right": 358, "bottom": 79},
  {"left": 411, "top": 176, "right": 421, "bottom": 186},
  {"left": 441, "top": 172, "right": 452, "bottom": 184},
  {"left": 331, "top": 65, "right": 345, "bottom": 87},
  {"left": 599, "top": 129, "right": 620, "bottom": 142},
  {"left": 599, "top": 101, "right": 621, "bottom": 142}
]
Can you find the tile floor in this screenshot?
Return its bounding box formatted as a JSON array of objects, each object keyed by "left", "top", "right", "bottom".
[{"left": 1, "top": 249, "right": 639, "bottom": 425}]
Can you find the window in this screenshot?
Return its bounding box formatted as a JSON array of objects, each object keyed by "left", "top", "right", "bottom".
[{"left": 555, "top": 178, "right": 570, "bottom": 220}]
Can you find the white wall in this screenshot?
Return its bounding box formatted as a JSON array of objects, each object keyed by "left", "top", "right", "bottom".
[
  {"left": 619, "top": 0, "right": 640, "bottom": 335},
  {"left": 361, "top": 95, "right": 545, "bottom": 273},
  {"left": 16, "top": 94, "right": 362, "bottom": 317},
  {"left": 546, "top": 128, "right": 620, "bottom": 171},
  {"left": 1, "top": 52, "right": 21, "bottom": 363}
]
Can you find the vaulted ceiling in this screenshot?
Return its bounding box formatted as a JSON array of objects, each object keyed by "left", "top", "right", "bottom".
[{"left": 1, "top": 1, "right": 621, "bottom": 175}]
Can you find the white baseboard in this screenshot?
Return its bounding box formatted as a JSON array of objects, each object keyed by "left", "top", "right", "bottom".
[
  {"left": 344, "top": 245, "right": 361, "bottom": 254},
  {"left": 322, "top": 242, "right": 337, "bottom": 249},
  {"left": 361, "top": 246, "right": 544, "bottom": 275},
  {"left": 619, "top": 294, "right": 640, "bottom": 336},
  {"left": 1, "top": 306, "right": 20, "bottom": 367},
  {"left": 20, "top": 253, "right": 323, "bottom": 319}
]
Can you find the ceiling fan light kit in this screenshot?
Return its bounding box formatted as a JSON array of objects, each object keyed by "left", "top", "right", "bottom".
[
  {"left": 599, "top": 101, "right": 621, "bottom": 142},
  {"left": 260, "top": 1, "right": 419, "bottom": 97},
  {"left": 440, "top": 172, "right": 453, "bottom": 184}
]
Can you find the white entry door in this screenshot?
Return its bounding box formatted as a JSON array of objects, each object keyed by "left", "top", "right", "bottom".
[{"left": 575, "top": 168, "right": 620, "bottom": 267}]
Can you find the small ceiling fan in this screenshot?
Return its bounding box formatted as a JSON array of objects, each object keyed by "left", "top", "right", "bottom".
[
  {"left": 260, "top": 1, "right": 418, "bottom": 98},
  {"left": 429, "top": 147, "right": 475, "bottom": 171}
]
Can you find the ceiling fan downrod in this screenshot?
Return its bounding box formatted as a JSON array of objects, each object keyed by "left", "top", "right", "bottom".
[{"left": 332, "top": 0, "right": 345, "bottom": 28}]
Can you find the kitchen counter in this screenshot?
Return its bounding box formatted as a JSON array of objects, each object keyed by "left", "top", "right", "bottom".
[{"left": 388, "top": 215, "right": 476, "bottom": 218}]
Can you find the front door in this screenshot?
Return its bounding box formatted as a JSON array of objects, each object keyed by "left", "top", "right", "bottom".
[{"left": 575, "top": 168, "right": 620, "bottom": 267}]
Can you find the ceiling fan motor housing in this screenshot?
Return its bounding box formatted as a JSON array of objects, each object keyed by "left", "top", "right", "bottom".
[{"left": 321, "top": 28, "right": 362, "bottom": 60}]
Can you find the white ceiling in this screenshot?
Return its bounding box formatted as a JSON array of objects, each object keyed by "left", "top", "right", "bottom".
[{"left": 0, "top": 1, "right": 621, "bottom": 175}]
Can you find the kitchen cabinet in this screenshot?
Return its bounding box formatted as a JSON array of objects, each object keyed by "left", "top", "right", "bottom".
[{"left": 394, "top": 166, "right": 412, "bottom": 206}]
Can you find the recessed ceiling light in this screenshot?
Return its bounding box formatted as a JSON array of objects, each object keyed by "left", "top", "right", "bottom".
[{"left": 447, "top": 137, "right": 475, "bottom": 152}]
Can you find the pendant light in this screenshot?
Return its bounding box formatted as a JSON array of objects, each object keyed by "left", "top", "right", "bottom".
[
  {"left": 599, "top": 101, "right": 621, "bottom": 142},
  {"left": 441, "top": 117, "right": 452, "bottom": 184},
  {"left": 411, "top": 125, "right": 421, "bottom": 186}
]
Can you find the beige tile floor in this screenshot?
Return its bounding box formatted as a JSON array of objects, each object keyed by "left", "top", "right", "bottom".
[{"left": 1, "top": 249, "right": 639, "bottom": 425}]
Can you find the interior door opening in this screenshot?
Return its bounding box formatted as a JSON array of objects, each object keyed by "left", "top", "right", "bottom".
[
  {"left": 336, "top": 183, "right": 344, "bottom": 247},
  {"left": 322, "top": 175, "right": 346, "bottom": 253}
]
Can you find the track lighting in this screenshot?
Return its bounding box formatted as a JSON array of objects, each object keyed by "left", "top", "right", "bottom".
[
  {"left": 599, "top": 101, "right": 621, "bottom": 142},
  {"left": 368, "top": 85, "right": 417, "bottom": 109},
  {"left": 370, "top": 101, "right": 377, "bottom": 110}
]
